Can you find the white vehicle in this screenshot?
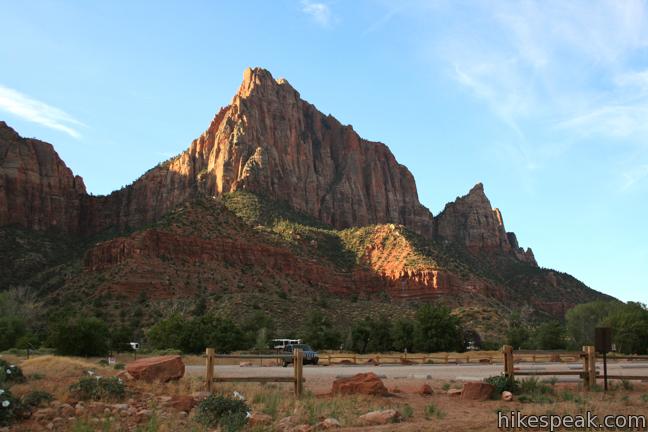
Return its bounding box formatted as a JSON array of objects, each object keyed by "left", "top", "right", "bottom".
[{"left": 271, "top": 338, "right": 302, "bottom": 350}]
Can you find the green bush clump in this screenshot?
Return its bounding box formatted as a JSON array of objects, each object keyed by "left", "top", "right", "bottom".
[
  {"left": 195, "top": 394, "right": 249, "bottom": 431},
  {"left": 0, "top": 387, "right": 21, "bottom": 426},
  {"left": 484, "top": 375, "right": 520, "bottom": 397},
  {"left": 69, "top": 376, "right": 125, "bottom": 402},
  {"left": 0, "top": 359, "right": 25, "bottom": 385},
  {"left": 113, "top": 363, "right": 125, "bottom": 370},
  {"left": 21, "top": 390, "right": 53, "bottom": 408}
]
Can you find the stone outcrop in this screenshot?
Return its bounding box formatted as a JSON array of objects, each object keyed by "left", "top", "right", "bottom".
[
  {"left": 461, "top": 382, "right": 494, "bottom": 401},
  {"left": 435, "top": 183, "right": 536, "bottom": 264},
  {"left": 126, "top": 355, "right": 185, "bottom": 382},
  {"left": 331, "top": 372, "right": 389, "bottom": 396},
  {"left": 0, "top": 121, "right": 86, "bottom": 232}
]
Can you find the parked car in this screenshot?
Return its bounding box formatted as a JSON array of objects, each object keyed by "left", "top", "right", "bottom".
[{"left": 281, "top": 343, "right": 319, "bottom": 366}]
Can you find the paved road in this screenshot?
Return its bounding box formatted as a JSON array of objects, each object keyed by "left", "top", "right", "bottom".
[{"left": 187, "top": 362, "right": 648, "bottom": 383}]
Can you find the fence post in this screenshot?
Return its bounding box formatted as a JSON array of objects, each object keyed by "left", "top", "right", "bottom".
[
  {"left": 581, "top": 346, "right": 590, "bottom": 389},
  {"left": 587, "top": 346, "right": 596, "bottom": 388},
  {"left": 502, "top": 345, "right": 514, "bottom": 379},
  {"left": 206, "top": 348, "right": 215, "bottom": 392},
  {"left": 293, "top": 349, "right": 304, "bottom": 398}
]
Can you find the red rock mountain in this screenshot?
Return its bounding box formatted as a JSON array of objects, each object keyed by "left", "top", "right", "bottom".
[
  {"left": 0, "top": 67, "right": 531, "bottom": 261},
  {"left": 0, "top": 121, "right": 86, "bottom": 232}
]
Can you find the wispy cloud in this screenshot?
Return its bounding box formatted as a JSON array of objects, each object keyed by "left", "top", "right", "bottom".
[
  {"left": 622, "top": 164, "right": 648, "bottom": 190},
  {"left": 301, "top": 1, "right": 332, "bottom": 27},
  {"left": 0, "top": 85, "right": 83, "bottom": 138},
  {"left": 433, "top": 0, "right": 648, "bottom": 141}
]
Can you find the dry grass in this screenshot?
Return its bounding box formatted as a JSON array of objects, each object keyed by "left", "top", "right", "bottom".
[{"left": 10, "top": 355, "right": 117, "bottom": 400}]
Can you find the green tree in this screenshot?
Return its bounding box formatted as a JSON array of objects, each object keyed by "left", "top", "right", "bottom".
[
  {"left": 532, "top": 321, "right": 566, "bottom": 350},
  {"left": 366, "top": 315, "right": 393, "bottom": 353},
  {"left": 147, "top": 314, "right": 246, "bottom": 354},
  {"left": 48, "top": 315, "right": 110, "bottom": 356},
  {"left": 391, "top": 318, "right": 415, "bottom": 352},
  {"left": 303, "top": 311, "right": 341, "bottom": 350},
  {"left": 0, "top": 316, "right": 26, "bottom": 351},
  {"left": 565, "top": 301, "right": 618, "bottom": 347},
  {"left": 506, "top": 312, "right": 529, "bottom": 349},
  {"left": 604, "top": 302, "right": 648, "bottom": 354},
  {"left": 413, "top": 304, "right": 463, "bottom": 353},
  {"left": 350, "top": 318, "right": 372, "bottom": 353}
]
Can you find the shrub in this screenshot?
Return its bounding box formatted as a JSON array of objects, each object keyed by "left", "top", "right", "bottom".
[
  {"left": 0, "top": 359, "right": 25, "bottom": 385},
  {"left": 22, "top": 390, "right": 53, "bottom": 408},
  {"left": 69, "top": 376, "right": 125, "bottom": 402},
  {"left": 484, "top": 375, "right": 519, "bottom": 396},
  {"left": 641, "top": 393, "right": 648, "bottom": 403},
  {"left": 195, "top": 394, "right": 249, "bottom": 431},
  {"left": 424, "top": 402, "right": 445, "bottom": 420},
  {"left": 98, "top": 359, "right": 109, "bottom": 366},
  {"left": 0, "top": 387, "right": 21, "bottom": 426},
  {"left": 401, "top": 404, "right": 414, "bottom": 419},
  {"left": 47, "top": 316, "right": 110, "bottom": 356},
  {"left": 114, "top": 363, "right": 125, "bottom": 370}
]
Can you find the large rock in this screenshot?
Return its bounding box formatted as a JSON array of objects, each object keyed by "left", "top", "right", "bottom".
[
  {"left": 331, "top": 372, "right": 389, "bottom": 396},
  {"left": 126, "top": 355, "right": 185, "bottom": 382},
  {"left": 461, "top": 382, "right": 495, "bottom": 401}
]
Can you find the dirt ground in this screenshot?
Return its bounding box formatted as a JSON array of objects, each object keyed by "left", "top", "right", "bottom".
[{"left": 2, "top": 353, "right": 648, "bottom": 431}]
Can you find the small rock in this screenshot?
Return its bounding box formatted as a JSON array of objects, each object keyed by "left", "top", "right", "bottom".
[
  {"left": 46, "top": 423, "right": 54, "bottom": 430},
  {"left": 74, "top": 405, "right": 85, "bottom": 416},
  {"left": 191, "top": 391, "right": 211, "bottom": 401},
  {"left": 103, "top": 407, "right": 111, "bottom": 416},
  {"left": 315, "top": 417, "right": 341, "bottom": 429},
  {"left": 418, "top": 384, "right": 434, "bottom": 396},
  {"left": 34, "top": 408, "right": 56, "bottom": 421},
  {"left": 447, "top": 388, "right": 462, "bottom": 397},
  {"left": 359, "top": 409, "right": 401, "bottom": 425},
  {"left": 502, "top": 391, "right": 513, "bottom": 401},
  {"left": 59, "top": 403, "right": 74, "bottom": 417},
  {"left": 166, "top": 395, "right": 196, "bottom": 412},
  {"left": 178, "top": 411, "right": 188, "bottom": 418},
  {"left": 249, "top": 412, "right": 273, "bottom": 426}
]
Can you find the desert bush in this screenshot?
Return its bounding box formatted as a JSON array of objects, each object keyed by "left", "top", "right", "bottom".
[
  {"left": 401, "top": 404, "right": 414, "bottom": 419},
  {"left": 0, "top": 387, "right": 21, "bottom": 426},
  {"left": 517, "top": 377, "right": 555, "bottom": 403},
  {"left": 0, "top": 359, "right": 25, "bottom": 385},
  {"left": 195, "top": 394, "right": 249, "bottom": 431},
  {"left": 69, "top": 376, "right": 125, "bottom": 402},
  {"left": 424, "top": 402, "right": 445, "bottom": 419},
  {"left": 114, "top": 363, "right": 125, "bottom": 370},
  {"left": 641, "top": 393, "right": 648, "bottom": 403},
  {"left": 484, "top": 375, "right": 519, "bottom": 396},
  {"left": 21, "top": 390, "right": 53, "bottom": 408}
]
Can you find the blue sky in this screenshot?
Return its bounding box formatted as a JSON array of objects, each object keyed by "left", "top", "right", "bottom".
[{"left": 1, "top": 0, "right": 647, "bottom": 303}]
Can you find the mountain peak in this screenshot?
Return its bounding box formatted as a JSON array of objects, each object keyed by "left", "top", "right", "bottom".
[{"left": 236, "top": 67, "right": 297, "bottom": 99}]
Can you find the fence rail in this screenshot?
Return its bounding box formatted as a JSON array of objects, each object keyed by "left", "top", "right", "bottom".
[
  {"left": 502, "top": 345, "right": 648, "bottom": 389},
  {"left": 205, "top": 348, "right": 305, "bottom": 397}
]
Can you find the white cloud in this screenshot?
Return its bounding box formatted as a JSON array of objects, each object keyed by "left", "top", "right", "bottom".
[
  {"left": 621, "top": 164, "right": 648, "bottom": 190},
  {"left": 301, "top": 1, "right": 332, "bottom": 27},
  {"left": 433, "top": 0, "right": 648, "bottom": 141},
  {"left": 0, "top": 85, "right": 83, "bottom": 138}
]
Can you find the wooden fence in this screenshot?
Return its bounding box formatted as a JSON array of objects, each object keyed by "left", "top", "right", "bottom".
[
  {"left": 503, "top": 345, "right": 648, "bottom": 389},
  {"left": 205, "top": 348, "right": 305, "bottom": 397}
]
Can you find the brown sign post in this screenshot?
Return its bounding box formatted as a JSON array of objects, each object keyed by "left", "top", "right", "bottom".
[{"left": 595, "top": 327, "right": 612, "bottom": 391}]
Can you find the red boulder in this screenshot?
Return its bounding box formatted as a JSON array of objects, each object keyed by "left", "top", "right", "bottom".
[
  {"left": 126, "top": 355, "right": 185, "bottom": 382},
  {"left": 331, "top": 372, "right": 388, "bottom": 396}
]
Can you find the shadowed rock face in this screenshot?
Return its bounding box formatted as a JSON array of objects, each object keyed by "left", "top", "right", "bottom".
[
  {"left": 0, "top": 67, "right": 531, "bottom": 262},
  {"left": 435, "top": 183, "right": 536, "bottom": 264},
  {"left": 0, "top": 121, "right": 86, "bottom": 232}
]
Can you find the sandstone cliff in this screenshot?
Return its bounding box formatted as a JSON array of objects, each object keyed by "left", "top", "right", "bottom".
[
  {"left": 0, "top": 121, "right": 86, "bottom": 232},
  {"left": 435, "top": 183, "right": 536, "bottom": 264},
  {"left": 0, "top": 68, "right": 532, "bottom": 266},
  {"left": 82, "top": 67, "right": 434, "bottom": 237}
]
